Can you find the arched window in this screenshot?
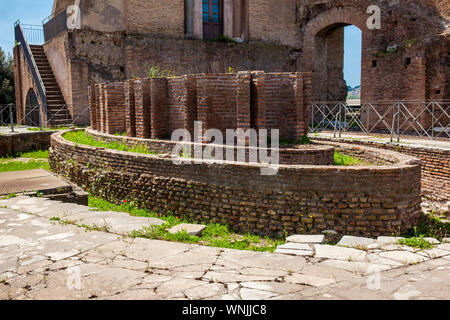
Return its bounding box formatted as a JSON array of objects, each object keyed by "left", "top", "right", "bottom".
[{"left": 202, "top": 0, "right": 223, "bottom": 39}]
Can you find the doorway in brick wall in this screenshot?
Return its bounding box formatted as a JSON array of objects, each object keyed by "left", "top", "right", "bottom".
[
  {"left": 311, "top": 23, "right": 363, "bottom": 103},
  {"left": 202, "top": 0, "right": 223, "bottom": 40},
  {"left": 25, "top": 89, "right": 41, "bottom": 127}
]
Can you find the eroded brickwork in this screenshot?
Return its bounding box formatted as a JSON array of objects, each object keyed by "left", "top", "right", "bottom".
[
  {"left": 90, "top": 72, "right": 312, "bottom": 140},
  {"left": 50, "top": 131, "right": 422, "bottom": 238}
]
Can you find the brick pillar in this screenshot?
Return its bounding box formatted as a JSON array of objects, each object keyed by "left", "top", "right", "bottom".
[
  {"left": 196, "top": 75, "right": 209, "bottom": 138},
  {"left": 150, "top": 78, "right": 169, "bottom": 139},
  {"left": 104, "top": 82, "right": 126, "bottom": 135},
  {"left": 250, "top": 71, "right": 266, "bottom": 130},
  {"left": 236, "top": 71, "right": 251, "bottom": 143},
  {"left": 98, "top": 83, "right": 106, "bottom": 133},
  {"left": 294, "top": 74, "right": 305, "bottom": 140},
  {"left": 125, "top": 80, "right": 136, "bottom": 137},
  {"left": 302, "top": 72, "right": 312, "bottom": 136},
  {"left": 184, "top": 75, "right": 198, "bottom": 137},
  {"left": 134, "top": 79, "right": 151, "bottom": 139},
  {"left": 88, "top": 85, "right": 97, "bottom": 131}
]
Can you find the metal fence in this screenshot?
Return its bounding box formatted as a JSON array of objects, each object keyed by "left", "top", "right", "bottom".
[
  {"left": 21, "top": 24, "right": 45, "bottom": 45},
  {"left": 309, "top": 101, "right": 450, "bottom": 141},
  {"left": 0, "top": 104, "right": 90, "bottom": 132}
]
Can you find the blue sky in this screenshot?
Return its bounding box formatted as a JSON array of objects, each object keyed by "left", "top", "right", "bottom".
[
  {"left": 0, "top": 0, "right": 53, "bottom": 56},
  {"left": 0, "top": 1, "right": 362, "bottom": 87},
  {"left": 344, "top": 25, "right": 362, "bottom": 88}
]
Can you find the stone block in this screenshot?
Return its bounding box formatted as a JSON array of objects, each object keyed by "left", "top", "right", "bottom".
[
  {"left": 168, "top": 223, "right": 206, "bottom": 236},
  {"left": 286, "top": 235, "right": 325, "bottom": 244},
  {"left": 337, "top": 236, "right": 376, "bottom": 248}
]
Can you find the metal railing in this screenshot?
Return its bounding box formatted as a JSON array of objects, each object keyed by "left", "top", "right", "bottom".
[
  {"left": 14, "top": 21, "right": 48, "bottom": 123},
  {"left": 309, "top": 101, "right": 450, "bottom": 141},
  {"left": 1, "top": 104, "right": 90, "bottom": 132},
  {"left": 20, "top": 24, "right": 45, "bottom": 45}
]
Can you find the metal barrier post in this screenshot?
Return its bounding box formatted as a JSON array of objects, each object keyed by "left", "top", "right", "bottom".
[{"left": 9, "top": 104, "right": 14, "bottom": 133}]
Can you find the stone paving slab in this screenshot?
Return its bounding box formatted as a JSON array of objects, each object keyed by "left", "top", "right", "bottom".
[
  {"left": 0, "top": 170, "right": 72, "bottom": 196},
  {"left": 1, "top": 196, "right": 165, "bottom": 236},
  {"left": 0, "top": 196, "right": 449, "bottom": 300},
  {"left": 168, "top": 223, "right": 206, "bottom": 236},
  {"left": 286, "top": 235, "right": 325, "bottom": 244},
  {"left": 337, "top": 236, "right": 376, "bottom": 248},
  {"left": 315, "top": 245, "right": 368, "bottom": 262}
]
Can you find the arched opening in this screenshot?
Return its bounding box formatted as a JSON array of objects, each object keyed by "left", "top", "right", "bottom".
[
  {"left": 312, "top": 23, "right": 362, "bottom": 102},
  {"left": 344, "top": 26, "right": 362, "bottom": 103},
  {"left": 25, "top": 89, "right": 41, "bottom": 127}
]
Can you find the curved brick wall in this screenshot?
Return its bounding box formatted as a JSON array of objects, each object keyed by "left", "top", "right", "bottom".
[
  {"left": 313, "top": 136, "right": 450, "bottom": 202},
  {"left": 50, "top": 131, "right": 422, "bottom": 238},
  {"left": 85, "top": 128, "right": 334, "bottom": 166}
]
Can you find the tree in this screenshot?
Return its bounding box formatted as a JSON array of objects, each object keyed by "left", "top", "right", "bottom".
[{"left": 0, "top": 47, "right": 15, "bottom": 105}]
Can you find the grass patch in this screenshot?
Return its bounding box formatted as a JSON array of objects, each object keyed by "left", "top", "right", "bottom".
[
  {"left": 18, "top": 150, "right": 49, "bottom": 159},
  {"left": 403, "top": 212, "right": 449, "bottom": 241},
  {"left": 89, "top": 195, "right": 284, "bottom": 252},
  {"left": 0, "top": 160, "right": 49, "bottom": 172},
  {"left": 334, "top": 151, "right": 365, "bottom": 166},
  {"left": 63, "top": 130, "right": 157, "bottom": 155},
  {"left": 397, "top": 237, "right": 435, "bottom": 250}
]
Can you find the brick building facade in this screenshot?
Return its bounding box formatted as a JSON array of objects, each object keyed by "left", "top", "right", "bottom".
[{"left": 14, "top": 0, "right": 450, "bottom": 126}]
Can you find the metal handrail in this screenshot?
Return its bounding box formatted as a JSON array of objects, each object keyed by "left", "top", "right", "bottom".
[{"left": 14, "top": 20, "right": 47, "bottom": 126}]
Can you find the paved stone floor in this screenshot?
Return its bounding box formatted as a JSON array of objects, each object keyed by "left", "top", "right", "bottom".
[
  {"left": 0, "top": 170, "right": 72, "bottom": 196},
  {"left": 0, "top": 196, "right": 449, "bottom": 300}
]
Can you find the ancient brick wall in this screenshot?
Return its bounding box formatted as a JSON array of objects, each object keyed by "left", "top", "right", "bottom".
[
  {"left": 124, "top": 36, "right": 298, "bottom": 79},
  {"left": 127, "top": 0, "right": 185, "bottom": 37},
  {"left": 28, "top": 0, "right": 448, "bottom": 129},
  {"left": 313, "top": 136, "right": 450, "bottom": 202},
  {"left": 85, "top": 127, "right": 335, "bottom": 166},
  {"left": 0, "top": 131, "right": 56, "bottom": 157},
  {"left": 248, "top": 0, "right": 299, "bottom": 47},
  {"left": 89, "top": 72, "right": 312, "bottom": 141},
  {"left": 50, "top": 131, "right": 422, "bottom": 238}
]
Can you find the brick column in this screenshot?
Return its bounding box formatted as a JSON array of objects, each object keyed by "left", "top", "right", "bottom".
[
  {"left": 88, "top": 85, "right": 97, "bottom": 131},
  {"left": 125, "top": 80, "right": 136, "bottom": 137},
  {"left": 150, "top": 78, "right": 169, "bottom": 139},
  {"left": 196, "top": 75, "right": 210, "bottom": 138},
  {"left": 294, "top": 74, "right": 305, "bottom": 140},
  {"left": 250, "top": 71, "right": 266, "bottom": 130},
  {"left": 302, "top": 72, "right": 312, "bottom": 137},
  {"left": 236, "top": 71, "right": 251, "bottom": 138},
  {"left": 134, "top": 79, "right": 151, "bottom": 139},
  {"left": 184, "top": 75, "right": 198, "bottom": 137},
  {"left": 104, "top": 82, "right": 126, "bottom": 135},
  {"left": 98, "top": 83, "right": 106, "bottom": 133}
]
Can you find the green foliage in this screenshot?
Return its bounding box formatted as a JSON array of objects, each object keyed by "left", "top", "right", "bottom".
[
  {"left": 89, "top": 195, "right": 283, "bottom": 252},
  {"left": 404, "top": 212, "right": 449, "bottom": 241},
  {"left": 0, "top": 160, "right": 49, "bottom": 172},
  {"left": 18, "top": 150, "right": 49, "bottom": 159},
  {"left": 269, "top": 136, "right": 311, "bottom": 147},
  {"left": 403, "top": 39, "right": 417, "bottom": 49},
  {"left": 2, "top": 193, "right": 17, "bottom": 200},
  {"left": 209, "top": 35, "right": 238, "bottom": 43},
  {"left": 63, "top": 130, "right": 157, "bottom": 155},
  {"left": 0, "top": 47, "right": 14, "bottom": 104},
  {"left": 397, "top": 237, "right": 435, "bottom": 250},
  {"left": 334, "top": 151, "right": 364, "bottom": 166},
  {"left": 148, "top": 66, "right": 177, "bottom": 79}
]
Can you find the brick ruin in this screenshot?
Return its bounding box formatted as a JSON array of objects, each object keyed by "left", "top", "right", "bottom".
[
  {"left": 89, "top": 71, "right": 312, "bottom": 142},
  {"left": 13, "top": 0, "right": 449, "bottom": 127},
  {"left": 50, "top": 130, "right": 422, "bottom": 238}
]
